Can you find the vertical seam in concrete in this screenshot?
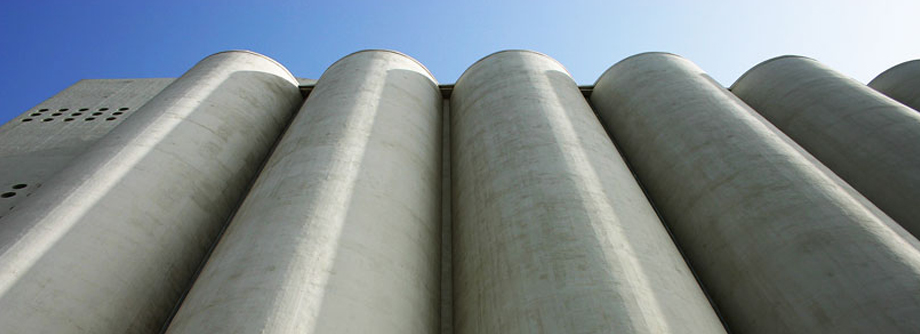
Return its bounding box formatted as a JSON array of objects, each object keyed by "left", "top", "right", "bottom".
[
  {"left": 156, "top": 94, "right": 309, "bottom": 334},
  {"left": 440, "top": 97, "right": 453, "bottom": 334},
  {"left": 583, "top": 95, "right": 733, "bottom": 334}
]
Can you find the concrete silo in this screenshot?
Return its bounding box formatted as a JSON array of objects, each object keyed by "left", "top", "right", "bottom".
[
  {"left": 731, "top": 56, "right": 920, "bottom": 238},
  {"left": 450, "top": 50, "right": 725, "bottom": 334},
  {"left": 165, "top": 50, "right": 443, "bottom": 334},
  {"left": 590, "top": 52, "right": 920, "bottom": 333},
  {"left": 869, "top": 59, "right": 920, "bottom": 111},
  {"left": 0, "top": 78, "right": 175, "bottom": 220},
  {"left": 0, "top": 51, "right": 302, "bottom": 333}
]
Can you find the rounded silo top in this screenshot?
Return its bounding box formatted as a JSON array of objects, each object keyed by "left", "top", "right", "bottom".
[
  {"left": 455, "top": 49, "right": 573, "bottom": 87},
  {"left": 730, "top": 55, "right": 817, "bottom": 90},
  {"left": 322, "top": 49, "right": 439, "bottom": 86},
  {"left": 200, "top": 50, "right": 299, "bottom": 85}
]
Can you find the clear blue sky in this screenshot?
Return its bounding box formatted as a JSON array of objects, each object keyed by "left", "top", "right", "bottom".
[{"left": 2, "top": 0, "right": 919, "bottom": 124}]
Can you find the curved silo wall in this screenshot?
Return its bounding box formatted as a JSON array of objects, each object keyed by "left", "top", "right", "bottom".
[
  {"left": 590, "top": 52, "right": 920, "bottom": 333},
  {"left": 0, "top": 50, "right": 302, "bottom": 332},
  {"left": 165, "top": 50, "right": 442, "bottom": 334},
  {"left": 450, "top": 50, "right": 725, "bottom": 334},
  {"left": 869, "top": 59, "right": 920, "bottom": 111},
  {"left": 731, "top": 56, "right": 920, "bottom": 239}
]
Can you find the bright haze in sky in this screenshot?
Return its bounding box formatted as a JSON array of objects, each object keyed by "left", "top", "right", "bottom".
[{"left": 1, "top": 0, "right": 918, "bottom": 124}]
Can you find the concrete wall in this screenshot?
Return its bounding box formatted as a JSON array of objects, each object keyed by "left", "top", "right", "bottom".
[
  {"left": 869, "top": 59, "right": 920, "bottom": 111},
  {"left": 450, "top": 50, "right": 725, "bottom": 334},
  {"left": 0, "top": 51, "right": 302, "bottom": 333},
  {"left": 731, "top": 56, "right": 920, "bottom": 239},
  {"left": 165, "top": 50, "right": 443, "bottom": 334},
  {"left": 439, "top": 98, "right": 454, "bottom": 334},
  {"left": 590, "top": 52, "right": 920, "bottom": 333},
  {"left": 0, "top": 79, "right": 173, "bottom": 220}
]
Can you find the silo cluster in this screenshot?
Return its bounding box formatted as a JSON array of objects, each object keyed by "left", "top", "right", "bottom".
[{"left": 0, "top": 49, "right": 919, "bottom": 333}]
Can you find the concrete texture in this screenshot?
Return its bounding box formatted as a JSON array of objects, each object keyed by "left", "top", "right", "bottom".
[
  {"left": 0, "top": 51, "right": 302, "bottom": 333},
  {"left": 5, "top": 49, "right": 920, "bottom": 334},
  {"left": 165, "top": 50, "right": 443, "bottom": 334},
  {"left": 731, "top": 56, "right": 920, "bottom": 239},
  {"left": 591, "top": 52, "right": 920, "bottom": 333},
  {"left": 869, "top": 59, "right": 920, "bottom": 111},
  {"left": 0, "top": 79, "right": 174, "bottom": 220},
  {"left": 451, "top": 50, "right": 725, "bottom": 334},
  {"left": 439, "top": 98, "right": 453, "bottom": 334}
]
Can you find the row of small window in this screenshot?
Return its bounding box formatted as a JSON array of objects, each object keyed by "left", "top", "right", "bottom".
[
  {"left": 22, "top": 107, "right": 129, "bottom": 123},
  {"left": 30, "top": 111, "right": 125, "bottom": 117},
  {"left": 1, "top": 184, "right": 28, "bottom": 199},
  {"left": 36, "top": 107, "right": 129, "bottom": 113},
  {"left": 23, "top": 117, "right": 120, "bottom": 123}
]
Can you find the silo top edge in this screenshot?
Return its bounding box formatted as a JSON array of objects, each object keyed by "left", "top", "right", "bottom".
[
  {"left": 455, "top": 49, "right": 573, "bottom": 87},
  {"left": 869, "top": 59, "right": 920, "bottom": 87},
  {"left": 592, "top": 52, "right": 687, "bottom": 86},
  {"left": 205, "top": 50, "right": 299, "bottom": 84},
  {"left": 730, "top": 55, "right": 817, "bottom": 89},
  {"left": 326, "top": 49, "right": 439, "bottom": 85}
]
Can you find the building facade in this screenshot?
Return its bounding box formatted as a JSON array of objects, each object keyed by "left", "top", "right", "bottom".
[{"left": 0, "top": 49, "right": 919, "bottom": 333}]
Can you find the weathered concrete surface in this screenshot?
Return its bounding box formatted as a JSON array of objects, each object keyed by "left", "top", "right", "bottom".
[
  {"left": 0, "top": 51, "right": 302, "bottom": 333},
  {"left": 166, "top": 50, "right": 442, "bottom": 334},
  {"left": 0, "top": 79, "right": 174, "bottom": 220},
  {"left": 731, "top": 56, "right": 920, "bottom": 239},
  {"left": 869, "top": 59, "right": 920, "bottom": 111},
  {"left": 439, "top": 98, "right": 453, "bottom": 334},
  {"left": 591, "top": 52, "right": 920, "bottom": 333},
  {"left": 451, "top": 50, "right": 725, "bottom": 334}
]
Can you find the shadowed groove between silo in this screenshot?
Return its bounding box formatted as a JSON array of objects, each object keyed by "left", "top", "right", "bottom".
[
  {"left": 165, "top": 50, "right": 443, "bottom": 334},
  {"left": 451, "top": 50, "right": 725, "bottom": 334}
]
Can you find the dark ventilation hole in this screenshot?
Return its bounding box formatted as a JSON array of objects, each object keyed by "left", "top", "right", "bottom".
[
  {"left": 92, "top": 112, "right": 103, "bottom": 116},
  {"left": 59, "top": 108, "right": 69, "bottom": 112},
  {"left": 72, "top": 113, "right": 82, "bottom": 116},
  {"left": 1, "top": 192, "right": 15, "bottom": 199},
  {"left": 22, "top": 118, "right": 32, "bottom": 122},
  {"left": 119, "top": 107, "right": 129, "bottom": 111},
  {"left": 42, "top": 118, "right": 54, "bottom": 122},
  {"left": 99, "top": 108, "right": 109, "bottom": 111},
  {"left": 51, "top": 113, "right": 62, "bottom": 116},
  {"left": 64, "top": 118, "right": 75, "bottom": 122},
  {"left": 79, "top": 108, "right": 89, "bottom": 111},
  {"left": 38, "top": 108, "right": 49, "bottom": 112},
  {"left": 105, "top": 117, "right": 116, "bottom": 121},
  {"left": 85, "top": 117, "right": 96, "bottom": 121},
  {"left": 30, "top": 113, "right": 41, "bottom": 116},
  {"left": 112, "top": 112, "right": 123, "bottom": 115},
  {"left": 12, "top": 184, "right": 26, "bottom": 190}
]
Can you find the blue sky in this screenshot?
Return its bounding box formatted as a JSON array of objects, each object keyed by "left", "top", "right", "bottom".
[{"left": 2, "top": 0, "right": 919, "bottom": 124}]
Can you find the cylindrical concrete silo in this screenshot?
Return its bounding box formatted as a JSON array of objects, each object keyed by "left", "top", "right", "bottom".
[
  {"left": 731, "top": 56, "right": 920, "bottom": 238},
  {"left": 869, "top": 59, "right": 920, "bottom": 111},
  {"left": 165, "top": 50, "right": 442, "bottom": 334},
  {"left": 451, "top": 50, "right": 725, "bottom": 334},
  {"left": 590, "top": 52, "right": 920, "bottom": 333},
  {"left": 0, "top": 51, "right": 302, "bottom": 333}
]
